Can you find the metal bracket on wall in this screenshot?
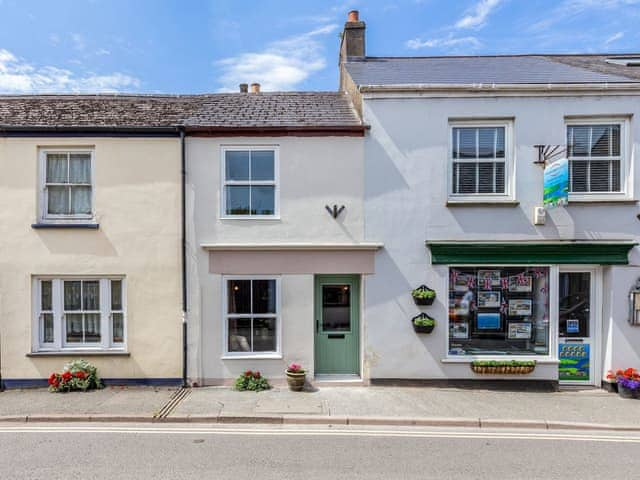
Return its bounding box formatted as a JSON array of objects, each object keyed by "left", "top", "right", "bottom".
[
  {"left": 325, "top": 204, "right": 345, "bottom": 219},
  {"left": 534, "top": 144, "right": 568, "bottom": 166}
]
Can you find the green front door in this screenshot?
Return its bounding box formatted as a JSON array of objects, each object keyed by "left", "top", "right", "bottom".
[{"left": 314, "top": 275, "right": 360, "bottom": 375}]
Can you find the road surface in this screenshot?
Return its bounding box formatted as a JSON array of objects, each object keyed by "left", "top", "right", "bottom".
[{"left": 0, "top": 423, "right": 637, "bottom": 479}]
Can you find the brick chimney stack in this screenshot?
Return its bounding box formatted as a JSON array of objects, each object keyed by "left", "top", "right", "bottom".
[
  {"left": 339, "top": 10, "right": 365, "bottom": 62},
  {"left": 239, "top": 83, "right": 248, "bottom": 93}
]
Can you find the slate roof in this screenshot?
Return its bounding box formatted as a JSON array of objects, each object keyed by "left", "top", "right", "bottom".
[
  {"left": 345, "top": 54, "right": 640, "bottom": 86},
  {"left": 0, "top": 92, "right": 362, "bottom": 129}
]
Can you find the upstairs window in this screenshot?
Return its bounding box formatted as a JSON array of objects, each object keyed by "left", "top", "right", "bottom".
[
  {"left": 222, "top": 147, "right": 278, "bottom": 217},
  {"left": 450, "top": 123, "right": 511, "bottom": 200},
  {"left": 41, "top": 149, "right": 94, "bottom": 221},
  {"left": 567, "top": 123, "right": 623, "bottom": 194}
]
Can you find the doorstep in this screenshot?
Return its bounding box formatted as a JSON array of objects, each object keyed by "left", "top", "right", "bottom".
[{"left": 313, "top": 374, "right": 366, "bottom": 386}]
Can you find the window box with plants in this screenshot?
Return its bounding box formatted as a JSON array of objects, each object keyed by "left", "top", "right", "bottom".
[
  {"left": 470, "top": 360, "right": 536, "bottom": 375},
  {"left": 412, "top": 313, "right": 435, "bottom": 334},
  {"left": 411, "top": 285, "right": 436, "bottom": 306},
  {"left": 616, "top": 368, "right": 640, "bottom": 399}
]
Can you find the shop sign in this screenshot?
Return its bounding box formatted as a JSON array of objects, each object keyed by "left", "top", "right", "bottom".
[
  {"left": 558, "top": 343, "right": 589, "bottom": 381},
  {"left": 543, "top": 158, "right": 569, "bottom": 209}
]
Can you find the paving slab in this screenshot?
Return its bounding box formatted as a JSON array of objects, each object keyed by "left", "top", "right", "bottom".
[{"left": 0, "top": 387, "right": 176, "bottom": 417}]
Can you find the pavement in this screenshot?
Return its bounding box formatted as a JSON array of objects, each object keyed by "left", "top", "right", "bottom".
[{"left": 1, "top": 384, "right": 640, "bottom": 430}]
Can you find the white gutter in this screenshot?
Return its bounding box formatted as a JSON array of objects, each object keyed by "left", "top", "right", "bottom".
[{"left": 359, "top": 82, "right": 640, "bottom": 94}]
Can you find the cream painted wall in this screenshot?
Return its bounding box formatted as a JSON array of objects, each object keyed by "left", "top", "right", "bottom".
[
  {"left": 186, "top": 136, "right": 365, "bottom": 383},
  {"left": 0, "top": 137, "right": 182, "bottom": 380}
]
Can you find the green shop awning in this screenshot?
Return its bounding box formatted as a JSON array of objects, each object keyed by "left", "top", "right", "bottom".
[{"left": 427, "top": 241, "right": 637, "bottom": 265}]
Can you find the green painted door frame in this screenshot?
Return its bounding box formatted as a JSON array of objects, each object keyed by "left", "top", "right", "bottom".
[{"left": 314, "top": 275, "right": 360, "bottom": 375}]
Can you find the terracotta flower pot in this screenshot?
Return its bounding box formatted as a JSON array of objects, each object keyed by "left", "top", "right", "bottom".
[{"left": 286, "top": 371, "right": 306, "bottom": 391}]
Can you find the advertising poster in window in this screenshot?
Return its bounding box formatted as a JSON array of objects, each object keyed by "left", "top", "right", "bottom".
[
  {"left": 508, "top": 322, "right": 532, "bottom": 339},
  {"left": 558, "top": 343, "right": 590, "bottom": 381},
  {"left": 543, "top": 157, "right": 569, "bottom": 209}
]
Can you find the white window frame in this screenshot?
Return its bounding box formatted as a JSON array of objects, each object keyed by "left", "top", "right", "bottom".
[
  {"left": 448, "top": 120, "right": 515, "bottom": 203},
  {"left": 220, "top": 146, "right": 280, "bottom": 220},
  {"left": 221, "top": 275, "right": 282, "bottom": 359},
  {"left": 565, "top": 117, "right": 631, "bottom": 202},
  {"left": 444, "top": 264, "right": 557, "bottom": 363},
  {"left": 32, "top": 276, "right": 127, "bottom": 353},
  {"left": 39, "top": 148, "right": 96, "bottom": 223}
]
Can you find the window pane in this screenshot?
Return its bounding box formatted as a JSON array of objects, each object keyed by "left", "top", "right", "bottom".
[
  {"left": 478, "top": 128, "right": 496, "bottom": 158},
  {"left": 66, "top": 313, "right": 84, "bottom": 342},
  {"left": 477, "top": 162, "right": 505, "bottom": 194},
  {"left": 252, "top": 318, "right": 276, "bottom": 352},
  {"left": 322, "top": 285, "right": 351, "bottom": 331},
  {"left": 41, "top": 280, "right": 52, "bottom": 311},
  {"left": 111, "top": 280, "right": 122, "bottom": 310},
  {"left": 70, "top": 186, "right": 92, "bottom": 215},
  {"left": 227, "top": 280, "right": 251, "bottom": 314},
  {"left": 42, "top": 313, "right": 54, "bottom": 343},
  {"left": 48, "top": 186, "right": 69, "bottom": 215},
  {"left": 225, "top": 186, "right": 250, "bottom": 215},
  {"left": 46, "top": 154, "right": 68, "bottom": 183},
  {"left": 64, "top": 281, "right": 81, "bottom": 310},
  {"left": 611, "top": 125, "right": 620, "bottom": 156},
  {"left": 112, "top": 313, "right": 124, "bottom": 343},
  {"left": 453, "top": 162, "right": 477, "bottom": 194},
  {"left": 590, "top": 125, "right": 611, "bottom": 157},
  {"left": 449, "top": 267, "right": 550, "bottom": 356},
  {"left": 457, "top": 128, "right": 477, "bottom": 158},
  {"left": 69, "top": 154, "right": 91, "bottom": 183},
  {"left": 559, "top": 272, "right": 591, "bottom": 338},
  {"left": 84, "top": 313, "right": 101, "bottom": 342},
  {"left": 569, "top": 160, "right": 588, "bottom": 192},
  {"left": 568, "top": 126, "right": 589, "bottom": 157},
  {"left": 82, "top": 281, "right": 100, "bottom": 310},
  {"left": 251, "top": 186, "right": 275, "bottom": 215},
  {"left": 495, "top": 127, "right": 505, "bottom": 158},
  {"left": 252, "top": 280, "right": 276, "bottom": 314},
  {"left": 250, "top": 150, "right": 275, "bottom": 181},
  {"left": 225, "top": 151, "right": 249, "bottom": 181},
  {"left": 228, "top": 318, "right": 251, "bottom": 352}
]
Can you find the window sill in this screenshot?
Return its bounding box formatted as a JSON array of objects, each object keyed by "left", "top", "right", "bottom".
[
  {"left": 219, "top": 216, "right": 281, "bottom": 221},
  {"left": 568, "top": 198, "right": 637, "bottom": 205},
  {"left": 27, "top": 350, "right": 129, "bottom": 357},
  {"left": 32, "top": 222, "right": 99, "bottom": 229},
  {"left": 446, "top": 200, "right": 519, "bottom": 207},
  {"left": 221, "top": 354, "right": 283, "bottom": 360},
  {"left": 441, "top": 357, "right": 558, "bottom": 364}
]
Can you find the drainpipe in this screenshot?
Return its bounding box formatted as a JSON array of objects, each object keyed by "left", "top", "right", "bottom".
[{"left": 180, "top": 127, "right": 188, "bottom": 388}]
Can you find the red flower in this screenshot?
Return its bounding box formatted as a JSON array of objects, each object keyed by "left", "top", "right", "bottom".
[
  {"left": 48, "top": 373, "right": 58, "bottom": 385},
  {"left": 74, "top": 371, "right": 86, "bottom": 379},
  {"left": 244, "top": 370, "right": 253, "bottom": 377},
  {"left": 253, "top": 371, "right": 261, "bottom": 379},
  {"left": 61, "top": 371, "right": 72, "bottom": 382}
]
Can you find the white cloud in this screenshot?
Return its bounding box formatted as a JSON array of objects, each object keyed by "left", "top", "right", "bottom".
[
  {"left": 530, "top": 0, "right": 640, "bottom": 31},
  {"left": 0, "top": 48, "right": 141, "bottom": 93},
  {"left": 407, "top": 34, "right": 481, "bottom": 50},
  {"left": 605, "top": 31, "right": 624, "bottom": 45},
  {"left": 215, "top": 24, "right": 338, "bottom": 92},
  {"left": 455, "top": 0, "right": 502, "bottom": 29}
]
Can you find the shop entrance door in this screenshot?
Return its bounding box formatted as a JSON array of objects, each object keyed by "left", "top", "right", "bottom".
[{"left": 558, "top": 269, "right": 597, "bottom": 385}]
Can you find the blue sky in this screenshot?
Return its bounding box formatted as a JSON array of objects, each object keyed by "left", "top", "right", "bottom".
[{"left": 0, "top": 0, "right": 638, "bottom": 94}]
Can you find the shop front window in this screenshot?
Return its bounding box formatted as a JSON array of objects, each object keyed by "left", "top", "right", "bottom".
[{"left": 448, "top": 267, "right": 550, "bottom": 356}]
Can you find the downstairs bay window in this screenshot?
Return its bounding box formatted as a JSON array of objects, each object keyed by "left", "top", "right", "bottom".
[
  {"left": 448, "top": 267, "right": 550, "bottom": 356},
  {"left": 34, "top": 277, "right": 126, "bottom": 352}
]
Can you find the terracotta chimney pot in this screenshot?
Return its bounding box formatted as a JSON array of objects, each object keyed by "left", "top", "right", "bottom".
[
  {"left": 250, "top": 83, "right": 261, "bottom": 93},
  {"left": 348, "top": 10, "right": 359, "bottom": 22}
]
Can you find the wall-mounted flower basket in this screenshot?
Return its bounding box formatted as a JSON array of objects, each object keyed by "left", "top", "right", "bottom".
[
  {"left": 412, "top": 313, "right": 435, "bottom": 334},
  {"left": 470, "top": 360, "right": 536, "bottom": 375},
  {"left": 411, "top": 285, "right": 436, "bottom": 306}
]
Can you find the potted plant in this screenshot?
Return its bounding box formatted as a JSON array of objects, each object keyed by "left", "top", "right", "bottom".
[
  {"left": 285, "top": 363, "right": 306, "bottom": 391},
  {"left": 412, "top": 313, "right": 435, "bottom": 334},
  {"left": 48, "top": 359, "right": 103, "bottom": 393},
  {"left": 616, "top": 368, "right": 640, "bottom": 399},
  {"left": 603, "top": 370, "right": 618, "bottom": 393},
  {"left": 470, "top": 360, "right": 536, "bottom": 375},
  {"left": 411, "top": 285, "right": 436, "bottom": 306}
]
